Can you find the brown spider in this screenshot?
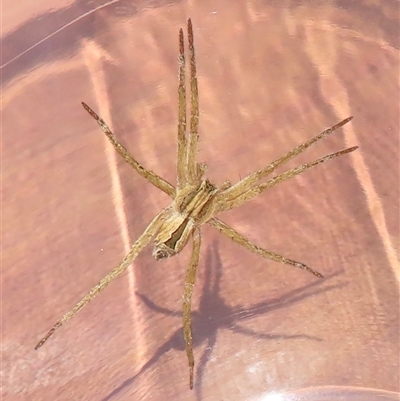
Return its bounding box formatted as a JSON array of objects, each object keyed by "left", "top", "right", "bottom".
[{"left": 35, "top": 19, "right": 357, "bottom": 389}]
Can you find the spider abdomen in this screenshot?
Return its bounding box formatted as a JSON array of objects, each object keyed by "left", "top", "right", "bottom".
[
  {"left": 153, "top": 215, "right": 195, "bottom": 260},
  {"left": 153, "top": 179, "right": 219, "bottom": 260}
]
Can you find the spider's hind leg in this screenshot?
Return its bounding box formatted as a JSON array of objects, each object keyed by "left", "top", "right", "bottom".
[
  {"left": 210, "top": 217, "right": 323, "bottom": 278},
  {"left": 35, "top": 209, "right": 168, "bottom": 350},
  {"left": 182, "top": 228, "right": 202, "bottom": 389}
]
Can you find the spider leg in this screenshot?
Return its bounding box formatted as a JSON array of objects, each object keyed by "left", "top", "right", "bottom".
[
  {"left": 35, "top": 209, "right": 168, "bottom": 350},
  {"left": 82, "top": 102, "right": 175, "bottom": 198},
  {"left": 219, "top": 117, "right": 353, "bottom": 203},
  {"left": 183, "top": 228, "right": 202, "bottom": 389},
  {"left": 177, "top": 27, "right": 188, "bottom": 188},
  {"left": 218, "top": 146, "right": 358, "bottom": 212},
  {"left": 186, "top": 19, "right": 201, "bottom": 184},
  {"left": 209, "top": 217, "right": 323, "bottom": 277}
]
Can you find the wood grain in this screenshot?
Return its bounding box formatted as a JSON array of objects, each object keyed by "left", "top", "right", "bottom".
[{"left": 3, "top": 1, "right": 399, "bottom": 400}]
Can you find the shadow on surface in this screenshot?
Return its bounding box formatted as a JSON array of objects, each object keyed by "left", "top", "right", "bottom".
[{"left": 101, "top": 241, "right": 345, "bottom": 400}]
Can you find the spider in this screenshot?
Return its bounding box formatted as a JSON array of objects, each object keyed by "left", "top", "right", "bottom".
[{"left": 35, "top": 19, "right": 358, "bottom": 389}]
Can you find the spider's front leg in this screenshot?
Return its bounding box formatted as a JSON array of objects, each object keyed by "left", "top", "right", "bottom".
[
  {"left": 182, "top": 228, "right": 202, "bottom": 389},
  {"left": 177, "top": 26, "right": 188, "bottom": 188},
  {"left": 176, "top": 19, "right": 203, "bottom": 191},
  {"left": 186, "top": 18, "right": 201, "bottom": 184}
]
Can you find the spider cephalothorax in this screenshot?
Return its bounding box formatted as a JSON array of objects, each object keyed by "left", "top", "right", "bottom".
[{"left": 153, "top": 179, "right": 226, "bottom": 260}]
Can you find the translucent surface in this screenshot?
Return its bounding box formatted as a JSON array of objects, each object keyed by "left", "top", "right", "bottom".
[{"left": 3, "top": 1, "right": 399, "bottom": 400}]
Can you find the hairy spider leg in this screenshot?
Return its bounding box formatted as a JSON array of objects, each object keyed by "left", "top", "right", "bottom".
[
  {"left": 219, "top": 145, "right": 358, "bottom": 212},
  {"left": 219, "top": 117, "right": 353, "bottom": 203},
  {"left": 186, "top": 18, "right": 202, "bottom": 184},
  {"left": 177, "top": 27, "right": 188, "bottom": 188},
  {"left": 35, "top": 209, "right": 169, "bottom": 349},
  {"left": 209, "top": 217, "right": 323, "bottom": 277},
  {"left": 182, "top": 228, "right": 202, "bottom": 389},
  {"left": 82, "top": 102, "right": 175, "bottom": 197}
]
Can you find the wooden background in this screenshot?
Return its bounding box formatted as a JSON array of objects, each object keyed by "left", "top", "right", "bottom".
[{"left": 3, "top": 1, "right": 399, "bottom": 400}]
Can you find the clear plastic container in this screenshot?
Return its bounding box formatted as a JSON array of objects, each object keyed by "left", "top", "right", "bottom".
[{"left": 3, "top": 1, "right": 399, "bottom": 400}]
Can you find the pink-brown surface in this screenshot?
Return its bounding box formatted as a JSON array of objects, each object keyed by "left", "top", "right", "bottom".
[{"left": 3, "top": 1, "right": 399, "bottom": 400}]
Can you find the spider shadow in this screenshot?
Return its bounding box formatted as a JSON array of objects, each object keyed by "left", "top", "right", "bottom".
[{"left": 101, "top": 242, "right": 346, "bottom": 401}]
